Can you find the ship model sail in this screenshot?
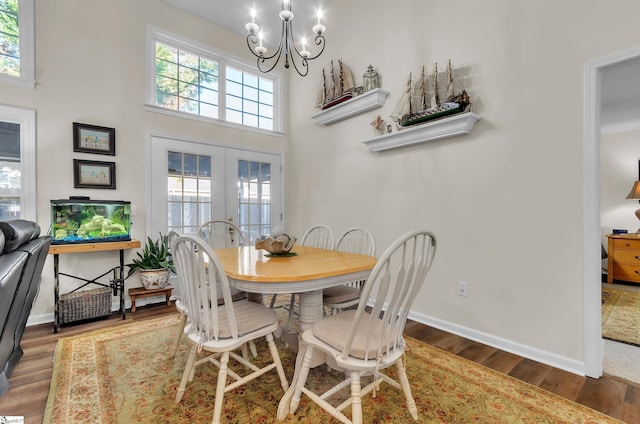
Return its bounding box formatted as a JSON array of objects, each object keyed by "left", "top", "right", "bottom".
[
  {"left": 391, "top": 60, "right": 470, "bottom": 128},
  {"left": 316, "top": 59, "right": 355, "bottom": 110}
]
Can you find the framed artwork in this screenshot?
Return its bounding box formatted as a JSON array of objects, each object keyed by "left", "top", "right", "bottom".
[
  {"left": 73, "top": 159, "right": 116, "bottom": 189},
  {"left": 73, "top": 122, "right": 115, "bottom": 156}
]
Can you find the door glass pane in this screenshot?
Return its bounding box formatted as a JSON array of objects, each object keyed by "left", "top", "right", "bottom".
[
  {"left": 0, "top": 121, "right": 21, "bottom": 220},
  {"left": 167, "top": 151, "right": 212, "bottom": 233},
  {"left": 237, "top": 159, "right": 272, "bottom": 243}
]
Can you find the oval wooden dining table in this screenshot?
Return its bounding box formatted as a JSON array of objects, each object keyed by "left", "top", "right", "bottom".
[{"left": 214, "top": 245, "right": 377, "bottom": 337}]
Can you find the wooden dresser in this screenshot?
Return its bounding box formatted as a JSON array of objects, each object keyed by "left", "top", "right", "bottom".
[{"left": 607, "top": 234, "right": 640, "bottom": 284}]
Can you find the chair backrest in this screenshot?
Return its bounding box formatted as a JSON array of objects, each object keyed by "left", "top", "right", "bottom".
[
  {"left": 342, "top": 230, "right": 436, "bottom": 361},
  {"left": 336, "top": 227, "right": 376, "bottom": 257},
  {"left": 171, "top": 234, "right": 240, "bottom": 341},
  {"left": 301, "top": 225, "right": 334, "bottom": 249},
  {"left": 166, "top": 230, "right": 182, "bottom": 294},
  {"left": 196, "top": 220, "right": 244, "bottom": 248}
]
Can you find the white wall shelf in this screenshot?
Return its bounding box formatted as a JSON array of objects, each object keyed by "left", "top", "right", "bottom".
[
  {"left": 362, "top": 112, "right": 481, "bottom": 152},
  {"left": 311, "top": 88, "right": 390, "bottom": 125}
]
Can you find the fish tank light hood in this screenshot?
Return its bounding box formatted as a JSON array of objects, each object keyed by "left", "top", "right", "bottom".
[{"left": 51, "top": 197, "right": 131, "bottom": 245}]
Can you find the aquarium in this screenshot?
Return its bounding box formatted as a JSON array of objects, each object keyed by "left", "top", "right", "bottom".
[{"left": 51, "top": 198, "right": 131, "bottom": 244}]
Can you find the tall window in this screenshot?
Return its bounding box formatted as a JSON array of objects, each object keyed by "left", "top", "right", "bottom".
[
  {"left": 0, "top": 0, "right": 34, "bottom": 86},
  {"left": 146, "top": 25, "right": 281, "bottom": 133},
  {"left": 0, "top": 105, "right": 36, "bottom": 221},
  {"left": 167, "top": 151, "right": 212, "bottom": 234}
]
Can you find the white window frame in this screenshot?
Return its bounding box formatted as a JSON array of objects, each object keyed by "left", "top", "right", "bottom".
[
  {"left": 0, "top": 104, "right": 36, "bottom": 221},
  {"left": 144, "top": 25, "right": 284, "bottom": 136},
  {"left": 0, "top": 0, "right": 35, "bottom": 87}
]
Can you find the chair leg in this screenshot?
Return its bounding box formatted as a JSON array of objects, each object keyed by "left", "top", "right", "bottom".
[
  {"left": 395, "top": 358, "right": 418, "bottom": 421},
  {"left": 249, "top": 340, "right": 258, "bottom": 358},
  {"left": 287, "top": 294, "right": 296, "bottom": 331},
  {"left": 289, "top": 343, "right": 314, "bottom": 415},
  {"left": 266, "top": 332, "right": 289, "bottom": 391},
  {"left": 350, "top": 370, "right": 364, "bottom": 424},
  {"left": 170, "top": 313, "right": 187, "bottom": 359},
  {"left": 175, "top": 345, "right": 197, "bottom": 403},
  {"left": 211, "top": 351, "right": 230, "bottom": 424}
]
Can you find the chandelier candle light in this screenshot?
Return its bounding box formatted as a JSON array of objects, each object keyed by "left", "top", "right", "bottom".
[{"left": 245, "top": 0, "right": 326, "bottom": 76}]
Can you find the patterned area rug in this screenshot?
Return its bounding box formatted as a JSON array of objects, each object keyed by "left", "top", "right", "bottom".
[
  {"left": 43, "top": 315, "right": 621, "bottom": 423},
  {"left": 602, "top": 286, "right": 640, "bottom": 346}
]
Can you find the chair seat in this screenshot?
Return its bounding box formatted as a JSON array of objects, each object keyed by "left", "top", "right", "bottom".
[
  {"left": 323, "top": 285, "right": 359, "bottom": 304},
  {"left": 187, "top": 300, "right": 279, "bottom": 341},
  {"left": 311, "top": 310, "right": 401, "bottom": 360}
]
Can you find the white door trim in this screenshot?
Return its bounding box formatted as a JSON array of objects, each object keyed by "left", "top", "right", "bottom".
[{"left": 583, "top": 45, "right": 640, "bottom": 377}]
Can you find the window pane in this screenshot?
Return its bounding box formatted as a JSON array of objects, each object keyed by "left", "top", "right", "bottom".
[
  {"left": 227, "top": 67, "right": 242, "bottom": 83},
  {"left": 227, "top": 95, "right": 242, "bottom": 111},
  {"left": 244, "top": 114, "right": 258, "bottom": 127},
  {"left": 179, "top": 65, "right": 198, "bottom": 84},
  {"left": 0, "top": 0, "right": 20, "bottom": 77},
  {"left": 183, "top": 202, "right": 198, "bottom": 226},
  {"left": 260, "top": 90, "right": 273, "bottom": 105},
  {"left": 244, "top": 86, "right": 258, "bottom": 101},
  {"left": 200, "top": 72, "right": 218, "bottom": 90},
  {"left": 168, "top": 151, "right": 182, "bottom": 174},
  {"left": 168, "top": 202, "right": 183, "bottom": 227},
  {"left": 183, "top": 154, "right": 197, "bottom": 176},
  {"left": 243, "top": 99, "right": 258, "bottom": 115},
  {"left": 200, "top": 102, "right": 218, "bottom": 118},
  {"left": 259, "top": 78, "right": 273, "bottom": 92},
  {"left": 179, "top": 81, "right": 198, "bottom": 100},
  {"left": 200, "top": 87, "right": 217, "bottom": 104},
  {"left": 156, "top": 58, "right": 177, "bottom": 78},
  {"left": 198, "top": 156, "right": 210, "bottom": 177},
  {"left": 178, "top": 50, "right": 198, "bottom": 68},
  {"left": 199, "top": 203, "right": 211, "bottom": 223},
  {"left": 259, "top": 117, "right": 273, "bottom": 130},
  {"left": 167, "top": 176, "right": 183, "bottom": 201},
  {"left": 227, "top": 80, "right": 242, "bottom": 97},
  {"left": 260, "top": 163, "right": 270, "bottom": 182},
  {"left": 259, "top": 103, "right": 273, "bottom": 118},
  {"left": 200, "top": 57, "right": 218, "bottom": 75},
  {"left": 227, "top": 109, "right": 242, "bottom": 124},
  {"left": 179, "top": 97, "right": 198, "bottom": 114}
]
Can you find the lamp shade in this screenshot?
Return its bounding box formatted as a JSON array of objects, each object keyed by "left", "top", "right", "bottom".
[{"left": 626, "top": 181, "right": 640, "bottom": 199}]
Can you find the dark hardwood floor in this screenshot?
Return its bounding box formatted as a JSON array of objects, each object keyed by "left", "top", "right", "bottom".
[{"left": 1, "top": 303, "right": 639, "bottom": 423}]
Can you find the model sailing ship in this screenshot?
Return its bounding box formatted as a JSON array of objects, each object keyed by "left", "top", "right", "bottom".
[
  {"left": 391, "top": 60, "right": 471, "bottom": 128},
  {"left": 316, "top": 59, "right": 355, "bottom": 110}
]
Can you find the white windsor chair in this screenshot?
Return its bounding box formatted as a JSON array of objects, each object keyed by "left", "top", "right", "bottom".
[{"left": 282, "top": 229, "right": 436, "bottom": 424}]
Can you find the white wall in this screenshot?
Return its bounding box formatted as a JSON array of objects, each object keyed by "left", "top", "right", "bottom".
[
  {"left": 2, "top": 0, "right": 287, "bottom": 320},
  {"left": 286, "top": 0, "right": 640, "bottom": 371}
]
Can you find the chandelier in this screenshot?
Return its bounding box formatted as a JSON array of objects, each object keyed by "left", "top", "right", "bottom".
[{"left": 245, "top": 0, "right": 326, "bottom": 76}]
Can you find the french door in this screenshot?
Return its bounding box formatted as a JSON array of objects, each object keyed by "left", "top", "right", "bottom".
[{"left": 148, "top": 135, "right": 283, "bottom": 244}]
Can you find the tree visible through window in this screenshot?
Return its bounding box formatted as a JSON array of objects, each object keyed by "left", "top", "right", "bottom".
[
  {"left": 155, "top": 42, "right": 219, "bottom": 118},
  {"left": 0, "top": 0, "right": 20, "bottom": 77}
]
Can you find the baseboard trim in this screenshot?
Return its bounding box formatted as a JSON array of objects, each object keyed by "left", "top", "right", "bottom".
[{"left": 408, "top": 310, "right": 587, "bottom": 377}]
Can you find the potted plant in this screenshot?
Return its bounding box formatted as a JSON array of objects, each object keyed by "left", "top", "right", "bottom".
[{"left": 127, "top": 233, "right": 175, "bottom": 290}]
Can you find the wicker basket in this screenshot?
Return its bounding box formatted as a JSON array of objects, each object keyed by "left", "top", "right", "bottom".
[{"left": 59, "top": 287, "right": 112, "bottom": 324}]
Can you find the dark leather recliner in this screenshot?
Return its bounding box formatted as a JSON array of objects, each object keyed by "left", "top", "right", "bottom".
[{"left": 0, "top": 220, "right": 52, "bottom": 397}]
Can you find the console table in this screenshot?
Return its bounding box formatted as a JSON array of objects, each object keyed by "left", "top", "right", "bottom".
[
  {"left": 49, "top": 239, "right": 140, "bottom": 333},
  {"left": 607, "top": 234, "right": 640, "bottom": 284}
]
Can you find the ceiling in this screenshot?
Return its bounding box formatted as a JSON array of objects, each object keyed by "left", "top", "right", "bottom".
[
  {"left": 164, "top": 0, "right": 640, "bottom": 134},
  {"left": 162, "top": 0, "right": 325, "bottom": 42}
]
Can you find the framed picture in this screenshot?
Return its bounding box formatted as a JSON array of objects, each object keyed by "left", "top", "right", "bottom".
[
  {"left": 73, "top": 122, "right": 115, "bottom": 156},
  {"left": 73, "top": 159, "right": 116, "bottom": 189}
]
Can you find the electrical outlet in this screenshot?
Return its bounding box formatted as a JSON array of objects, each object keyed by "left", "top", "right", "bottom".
[{"left": 458, "top": 281, "right": 468, "bottom": 297}]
